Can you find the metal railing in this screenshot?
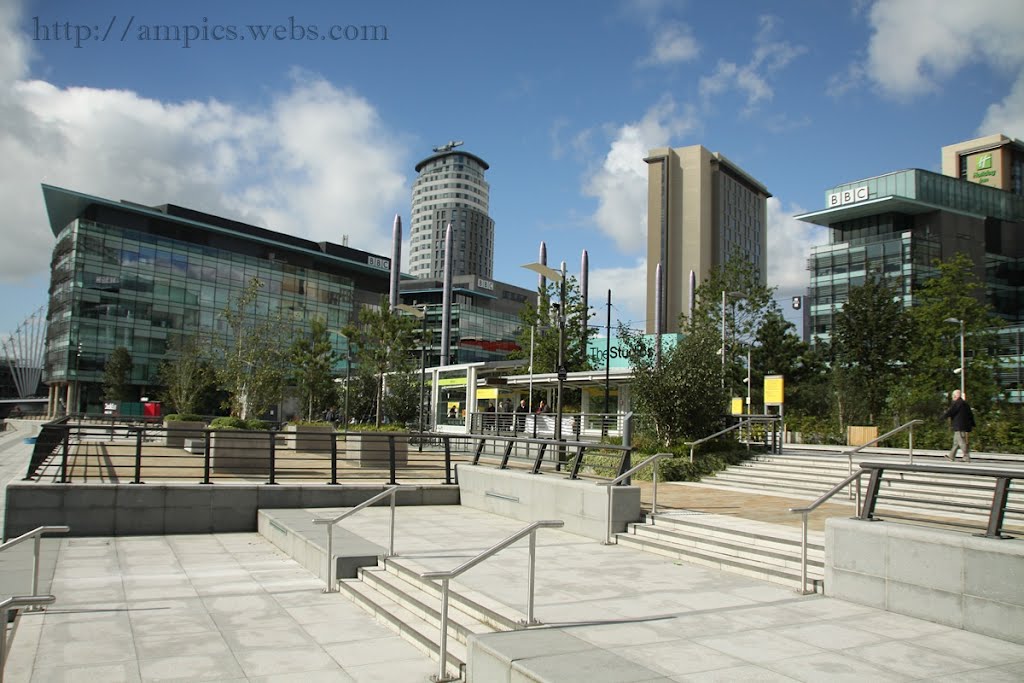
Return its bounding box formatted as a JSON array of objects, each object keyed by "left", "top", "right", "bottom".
[
  {"left": 1, "top": 595, "right": 56, "bottom": 682},
  {"left": 840, "top": 419, "right": 923, "bottom": 503},
  {"left": 789, "top": 470, "right": 867, "bottom": 594},
  {"left": 600, "top": 452, "right": 673, "bottom": 544},
  {"left": 685, "top": 417, "right": 775, "bottom": 463},
  {"left": 0, "top": 526, "right": 70, "bottom": 600},
  {"left": 312, "top": 485, "right": 400, "bottom": 592},
  {"left": 419, "top": 520, "right": 565, "bottom": 682}
]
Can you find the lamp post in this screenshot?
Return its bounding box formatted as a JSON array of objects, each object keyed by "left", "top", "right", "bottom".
[
  {"left": 944, "top": 317, "right": 966, "bottom": 395},
  {"left": 398, "top": 303, "right": 430, "bottom": 450},
  {"left": 522, "top": 261, "right": 567, "bottom": 445},
  {"left": 721, "top": 290, "right": 744, "bottom": 389}
]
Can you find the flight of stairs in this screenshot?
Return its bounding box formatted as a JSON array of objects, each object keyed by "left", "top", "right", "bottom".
[
  {"left": 336, "top": 555, "right": 524, "bottom": 678},
  {"left": 616, "top": 512, "right": 825, "bottom": 592}
]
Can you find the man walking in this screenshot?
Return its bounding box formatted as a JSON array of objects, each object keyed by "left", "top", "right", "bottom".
[{"left": 942, "top": 389, "right": 975, "bottom": 462}]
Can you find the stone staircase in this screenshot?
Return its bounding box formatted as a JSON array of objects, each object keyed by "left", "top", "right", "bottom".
[
  {"left": 704, "top": 450, "right": 1024, "bottom": 527},
  {"left": 616, "top": 512, "right": 825, "bottom": 592},
  {"left": 338, "top": 556, "right": 524, "bottom": 677}
]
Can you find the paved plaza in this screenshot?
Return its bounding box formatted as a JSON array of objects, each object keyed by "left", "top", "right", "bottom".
[{"left": 3, "top": 422, "right": 1024, "bottom": 681}]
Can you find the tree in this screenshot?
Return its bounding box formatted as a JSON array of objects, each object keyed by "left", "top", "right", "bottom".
[
  {"left": 102, "top": 346, "right": 134, "bottom": 402},
  {"left": 289, "top": 317, "right": 340, "bottom": 421},
  {"left": 342, "top": 299, "right": 419, "bottom": 428},
  {"left": 158, "top": 334, "right": 214, "bottom": 415},
  {"left": 209, "top": 277, "right": 290, "bottom": 420},
  {"left": 752, "top": 311, "right": 830, "bottom": 416},
  {"left": 508, "top": 274, "right": 593, "bottom": 375},
  {"left": 382, "top": 371, "right": 419, "bottom": 426},
  {"left": 831, "top": 277, "right": 910, "bottom": 425},
  {"left": 619, "top": 323, "right": 726, "bottom": 446},
  {"left": 904, "top": 254, "right": 1001, "bottom": 409}
]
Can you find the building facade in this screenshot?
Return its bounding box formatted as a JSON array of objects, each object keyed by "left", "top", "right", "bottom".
[
  {"left": 644, "top": 145, "right": 770, "bottom": 334},
  {"left": 42, "top": 185, "right": 397, "bottom": 415},
  {"left": 941, "top": 134, "right": 1024, "bottom": 196},
  {"left": 409, "top": 144, "right": 494, "bottom": 280},
  {"left": 399, "top": 275, "right": 533, "bottom": 367},
  {"left": 797, "top": 157, "right": 1024, "bottom": 401}
]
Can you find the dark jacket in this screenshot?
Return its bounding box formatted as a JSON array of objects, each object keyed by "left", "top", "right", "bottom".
[{"left": 942, "top": 398, "right": 976, "bottom": 432}]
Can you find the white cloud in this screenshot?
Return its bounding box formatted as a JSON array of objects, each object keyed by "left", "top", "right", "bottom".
[
  {"left": 589, "top": 258, "right": 649, "bottom": 332},
  {"left": 766, "top": 197, "right": 824, "bottom": 298},
  {"left": 862, "top": 0, "right": 1024, "bottom": 97},
  {"left": 698, "top": 15, "right": 804, "bottom": 112},
  {"left": 583, "top": 97, "right": 697, "bottom": 252},
  {"left": 639, "top": 23, "right": 700, "bottom": 67},
  {"left": 979, "top": 71, "right": 1024, "bottom": 139},
  {"left": 0, "top": 4, "right": 409, "bottom": 286}
]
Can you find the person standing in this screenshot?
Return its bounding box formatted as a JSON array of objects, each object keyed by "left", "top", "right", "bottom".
[{"left": 942, "top": 389, "right": 975, "bottom": 462}]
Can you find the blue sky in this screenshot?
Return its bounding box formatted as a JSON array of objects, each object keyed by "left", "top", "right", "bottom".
[{"left": 2, "top": 0, "right": 1022, "bottom": 342}]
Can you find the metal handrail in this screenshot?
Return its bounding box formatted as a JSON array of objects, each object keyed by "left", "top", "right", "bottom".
[
  {"left": 841, "top": 419, "right": 924, "bottom": 502},
  {"left": 312, "top": 486, "right": 400, "bottom": 592},
  {"left": 420, "top": 520, "right": 564, "bottom": 682},
  {"left": 0, "top": 595, "right": 56, "bottom": 682},
  {"left": 686, "top": 418, "right": 764, "bottom": 463},
  {"left": 789, "top": 469, "right": 868, "bottom": 595},
  {"left": 0, "top": 526, "right": 70, "bottom": 606},
  {"left": 600, "top": 452, "right": 673, "bottom": 544}
]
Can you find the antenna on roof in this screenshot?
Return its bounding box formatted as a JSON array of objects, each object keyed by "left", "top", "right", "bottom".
[{"left": 432, "top": 140, "right": 464, "bottom": 153}]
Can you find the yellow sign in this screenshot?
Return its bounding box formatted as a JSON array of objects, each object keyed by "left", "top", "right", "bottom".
[
  {"left": 477, "top": 388, "right": 498, "bottom": 400},
  {"left": 731, "top": 397, "right": 744, "bottom": 415},
  {"left": 437, "top": 376, "right": 467, "bottom": 387},
  {"left": 764, "top": 375, "right": 784, "bottom": 404}
]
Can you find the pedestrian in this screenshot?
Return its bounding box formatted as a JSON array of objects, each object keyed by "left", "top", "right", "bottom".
[
  {"left": 536, "top": 399, "right": 547, "bottom": 414},
  {"left": 942, "top": 389, "right": 975, "bottom": 462},
  {"left": 515, "top": 398, "right": 528, "bottom": 431}
]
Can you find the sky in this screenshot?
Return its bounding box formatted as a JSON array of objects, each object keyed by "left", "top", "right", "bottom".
[{"left": 2, "top": 0, "right": 1023, "bottom": 342}]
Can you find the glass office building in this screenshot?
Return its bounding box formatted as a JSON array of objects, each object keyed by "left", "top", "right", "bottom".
[
  {"left": 42, "top": 185, "right": 396, "bottom": 415},
  {"left": 797, "top": 167, "right": 1024, "bottom": 401}
]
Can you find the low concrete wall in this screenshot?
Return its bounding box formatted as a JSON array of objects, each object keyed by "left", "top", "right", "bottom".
[
  {"left": 2, "top": 482, "right": 460, "bottom": 539},
  {"left": 162, "top": 421, "right": 206, "bottom": 448},
  {"left": 825, "top": 517, "right": 1024, "bottom": 644},
  {"left": 456, "top": 465, "right": 641, "bottom": 541}
]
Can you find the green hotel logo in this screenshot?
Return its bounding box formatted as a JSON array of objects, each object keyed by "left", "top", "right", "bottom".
[{"left": 976, "top": 154, "right": 992, "bottom": 171}]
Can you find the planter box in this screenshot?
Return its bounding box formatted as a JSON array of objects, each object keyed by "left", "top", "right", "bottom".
[
  {"left": 343, "top": 433, "right": 408, "bottom": 469},
  {"left": 282, "top": 424, "right": 335, "bottom": 452},
  {"left": 210, "top": 430, "right": 273, "bottom": 475},
  {"left": 163, "top": 421, "right": 206, "bottom": 448}
]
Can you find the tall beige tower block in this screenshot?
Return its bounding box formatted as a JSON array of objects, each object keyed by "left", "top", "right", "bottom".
[{"left": 645, "top": 145, "right": 770, "bottom": 334}]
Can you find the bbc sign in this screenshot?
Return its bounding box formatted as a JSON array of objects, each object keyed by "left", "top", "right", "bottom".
[{"left": 828, "top": 185, "right": 869, "bottom": 208}]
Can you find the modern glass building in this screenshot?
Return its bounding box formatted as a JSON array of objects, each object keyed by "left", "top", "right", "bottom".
[
  {"left": 41, "top": 185, "right": 398, "bottom": 416},
  {"left": 797, "top": 164, "right": 1024, "bottom": 401},
  {"left": 409, "top": 143, "right": 494, "bottom": 280}
]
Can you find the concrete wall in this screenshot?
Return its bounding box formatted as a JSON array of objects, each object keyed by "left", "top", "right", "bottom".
[
  {"left": 3, "top": 483, "right": 460, "bottom": 539},
  {"left": 825, "top": 517, "right": 1024, "bottom": 644},
  {"left": 457, "top": 465, "right": 641, "bottom": 541}
]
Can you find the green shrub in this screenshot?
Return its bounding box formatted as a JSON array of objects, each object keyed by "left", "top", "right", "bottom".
[
  {"left": 570, "top": 442, "right": 758, "bottom": 482},
  {"left": 289, "top": 419, "right": 332, "bottom": 427},
  {"left": 347, "top": 422, "right": 406, "bottom": 432},
  {"left": 209, "top": 416, "right": 247, "bottom": 430},
  {"left": 164, "top": 413, "right": 205, "bottom": 422}
]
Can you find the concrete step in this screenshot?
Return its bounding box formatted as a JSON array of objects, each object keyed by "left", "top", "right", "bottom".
[
  {"left": 644, "top": 512, "right": 825, "bottom": 555},
  {"left": 339, "top": 573, "right": 469, "bottom": 677},
  {"left": 627, "top": 522, "right": 824, "bottom": 573},
  {"left": 615, "top": 532, "right": 822, "bottom": 592}
]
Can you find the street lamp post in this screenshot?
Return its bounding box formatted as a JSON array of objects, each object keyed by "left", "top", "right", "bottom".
[
  {"left": 721, "top": 290, "right": 744, "bottom": 390},
  {"left": 397, "top": 304, "right": 430, "bottom": 451},
  {"left": 522, "top": 261, "right": 567, "bottom": 445},
  {"left": 944, "top": 317, "right": 966, "bottom": 395}
]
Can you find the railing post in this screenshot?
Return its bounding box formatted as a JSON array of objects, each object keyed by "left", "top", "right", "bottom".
[
  {"left": 436, "top": 578, "right": 452, "bottom": 682},
  {"left": 387, "top": 435, "right": 397, "bottom": 485},
  {"left": 860, "top": 468, "right": 884, "bottom": 520},
  {"left": 329, "top": 431, "right": 339, "bottom": 485},
  {"left": 604, "top": 485, "right": 614, "bottom": 546},
  {"left": 443, "top": 436, "right": 452, "bottom": 485},
  {"left": 525, "top": 529, "right": 538, "bottom": 625},
  {"left": 201, "top": 430, "right": 212, "bottom": 484},
  {"left": 985, "top": 477, "right": 1012, "bottom": 538},
  {"left": 132, "top": 427, "right": 144, "bottom": 484},
  {"left": 31, "top": 533, "right": 41, "bottom": 599},
  {"left": 652, "top": 460, "right": 659, "bottom": 518},
  {"left": 908, "top": 425, "right": 915, "bottom": 464},
  {"left": 388, "top": 488, "right": 397, "bottom": 557},
  {"left": 60, "top": 427, "right": 70, "bottom": 483},
  {"left": 799, "top": 511, "right": 809, "bottom": 595},
  {"left": 324, "top": 523, "right": 335, "bottom": 593}
]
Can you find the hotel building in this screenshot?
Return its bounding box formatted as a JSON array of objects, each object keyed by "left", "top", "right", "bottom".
[{"left": 644, "top": 145, "right": 771, "bottom": 333}]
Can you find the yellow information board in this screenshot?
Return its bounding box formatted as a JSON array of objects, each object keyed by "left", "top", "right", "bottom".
[
  {"left": 764, "top": 375, "right": 784, "bottom": 405},
  {"left": 731, "top": 397, "right": 744, "bottom": 415}
]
